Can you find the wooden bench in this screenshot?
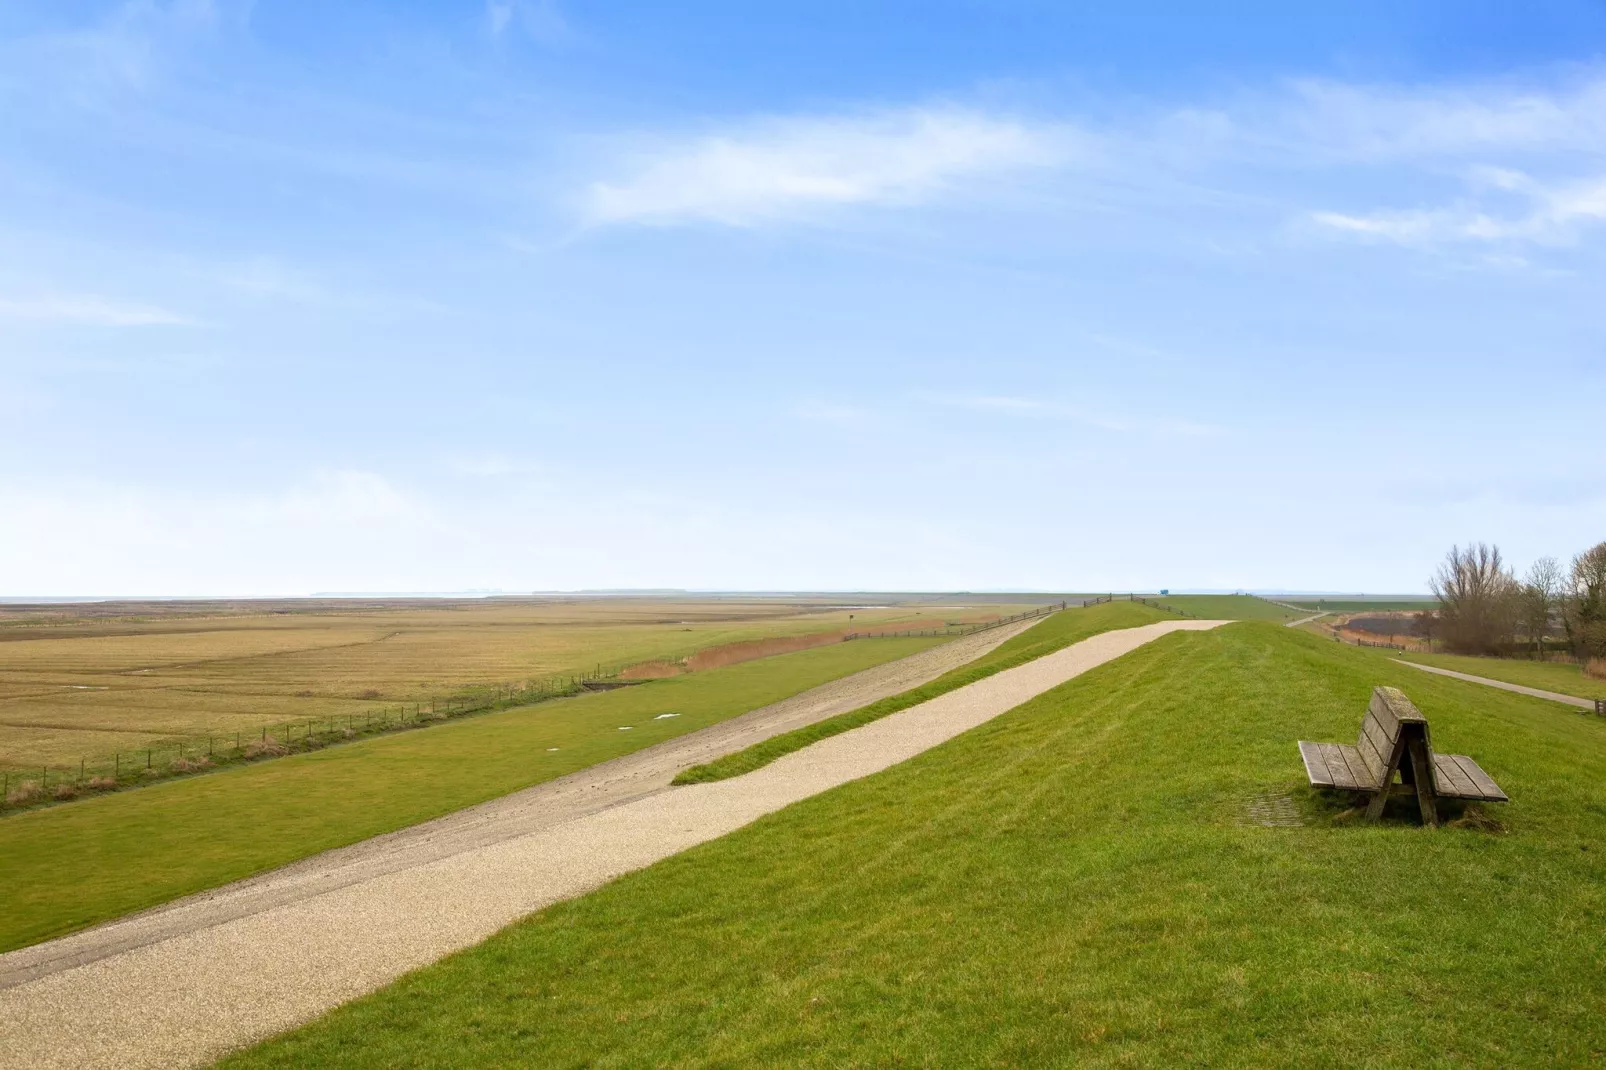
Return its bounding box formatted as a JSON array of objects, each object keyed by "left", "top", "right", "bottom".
[{"left": 1298, "top": 686, "right": 1507, "bottom": 826}]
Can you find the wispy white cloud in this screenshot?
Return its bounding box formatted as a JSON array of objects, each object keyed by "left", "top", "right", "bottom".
[
  {"left": 921, "top": 394, "right": 1220, "bottom": 437},
  {"left": 795, "top": 401, "right": 872, "bottom": 426},
  {"left": 0, "top": 0, "right": 230, "bottom": 100},
  {"left": 1283, "top": 76, "right": 1606, "bottom": 160},
  {"left": 485, "top": 0, "right": 572, "bottom": 45},
  {"left": 0, "top": 295, "right": 195, "bottom": 327},
  {"left": 1311, "top": 170, "right": 1606, "bottom": 247},
  {"left": 583, "top": 106, "right": 1069, "bottom": 227}
]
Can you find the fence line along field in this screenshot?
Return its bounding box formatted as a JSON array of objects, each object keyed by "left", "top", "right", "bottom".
[{"left": 0, "top": 596, "right": 1023, "bottom": 778}]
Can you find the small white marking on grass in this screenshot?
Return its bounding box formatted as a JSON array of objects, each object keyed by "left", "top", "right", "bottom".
[
  {"left": 653, "top": 713, "right": 679, "bottom": 720},
  {"left": 546, "top": 747, "right": 559, "bottom": 752},
  {"left": 618, "top": 726, "right": 633, "bottom": 731}
]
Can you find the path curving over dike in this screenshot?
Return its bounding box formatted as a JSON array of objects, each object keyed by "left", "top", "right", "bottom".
[{"left": 0, "top": 618, "right": 1226, "bottom": 1070}]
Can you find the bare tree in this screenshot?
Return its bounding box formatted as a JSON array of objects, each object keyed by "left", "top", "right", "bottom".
[
  {"left": 1563, "top": 541, "right": 1606, "bottom": 661},
  {"left": 1518, "top": 556, "right": 1563, "bottom": 659},
  {"left": 1411, "top": 609, "right": 1437, "bottom": 650},
  {"left": 1429, "top": 543, "right": 1518, "bottom": 655}
]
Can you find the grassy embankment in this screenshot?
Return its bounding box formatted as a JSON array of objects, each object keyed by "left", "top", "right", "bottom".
[
  {"left": 1399, "top": 650, "right": 1606, "bottom": 702},
  {"left": 227, "top": 624, "right": 1606, "bottom": 1068},
  {"left": 0, "top": 636, "right": 941, "bottom": 954},
  {"left": 1158, "top": 594, "right": 1308, "bottom": 623},
  {"left": 675, "top": 600, "right": 1171, "bottom": 784}
]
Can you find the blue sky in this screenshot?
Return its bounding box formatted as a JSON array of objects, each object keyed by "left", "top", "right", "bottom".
[{"left": 2, "top": 1, "right": 1603, "bottom": 596}]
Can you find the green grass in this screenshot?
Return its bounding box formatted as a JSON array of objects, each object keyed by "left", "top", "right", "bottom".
[
  {"left": 1400, "top": 650, "right": 1606, "bottom": 701},
  {"left": 0, "top": 637, "right": 940, "bottom": 954},
  {"left": 1150, "top": 594, "right": 1309, "bottom": 623},
  {"left": 225, "top": 624, "right": 1606, "bottom": 1069},
  {"left": 1284, "top": 599, "right": 1438, "bottom": 612},
  {"left": 673, "top": 601, "right": 1171, "bottom": 784}
]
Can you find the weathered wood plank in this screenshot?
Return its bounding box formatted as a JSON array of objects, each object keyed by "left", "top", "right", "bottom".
[
  {"left": 1319, "top": 743, "right": 1365, "bottom": 791},
  {"left": 1361, "top": 711, "right": 1395, "bottom": 758},
  {"left": 1377, "top": 686, "right": 1426, "bottom": 725},
  {"left": 1298, "top": 740, "right": 1335, "bottom": 787},
  {"left": 1431, "top": 753, "right": 1478, "bottom": 798},
  {"left": 1450, "top": 754, "right": 1508, "bottom": 802},
  {"left": 1367, "top": 689, "right": 1400, "bottom": 741},
  {"left": 1355, "top": 722, "right": 1389, "bottom": 785},
  {"left": 1405, "top": 730, "right": 1439, "bottom": 826}
]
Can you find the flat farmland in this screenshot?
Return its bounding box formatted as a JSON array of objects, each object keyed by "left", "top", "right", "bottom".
[{"left": 0, "top": 597, "right": 1014, "bottom": 773}]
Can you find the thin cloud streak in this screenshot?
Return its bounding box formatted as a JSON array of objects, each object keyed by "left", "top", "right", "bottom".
[
  {"left": 0, "top": 295, "right": 196, "bottom": 327},
  {"left": 583, "top": 107, "right": 1070, "bottom": 227},
  {"left": 920, "top": 394, "right": 1222, "bottom": 438}
]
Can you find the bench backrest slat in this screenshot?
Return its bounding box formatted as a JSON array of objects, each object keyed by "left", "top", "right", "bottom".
[
  {"left": 1355, "top": 717, "right": 1392, "bottom": 785},
  {"left": 1354, "top": 686, "right": 1429, "bottom": 789}
]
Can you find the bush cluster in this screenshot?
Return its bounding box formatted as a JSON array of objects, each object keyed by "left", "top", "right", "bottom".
[{"left": 1425, "top": 540, "right": 1606, "bottom": 658}]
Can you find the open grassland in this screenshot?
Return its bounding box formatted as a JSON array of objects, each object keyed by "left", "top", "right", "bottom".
[
  {"left": 676, "top": 601, "right": 1170, "bottom": 784},
  {"left": 1135, "top": 594, "right": 1308, "bottom": 623},
  {"left": 1400, "top": 650, "right": 1606, "bottom": 701},
  {"left": 226, "top": 625, "right": 1606, "bottom": 1068},
  {"left": 1283, "top": 599, "right": 1437, "bottom": 612},
  {"left": 0, "top": 597, "right": 997, "bottom": 773},
  {"left": 0, "top": 636, "right": 941, "bottom": 953}
]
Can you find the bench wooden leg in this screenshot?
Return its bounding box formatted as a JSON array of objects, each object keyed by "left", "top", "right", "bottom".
[{"left": 1407, "top": 736, "right": 1438, "bottom": 828}]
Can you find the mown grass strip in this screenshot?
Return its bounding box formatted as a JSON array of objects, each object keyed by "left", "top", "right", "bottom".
[
  {"left": 224, "top": 625, "right": 1606, "bottom": 1069},
  {"left": 672, "top": 601, "right": 1171, "bottom": 785},
  {"left": 0, "top": 637, "right": 940, "bottom": 954}
]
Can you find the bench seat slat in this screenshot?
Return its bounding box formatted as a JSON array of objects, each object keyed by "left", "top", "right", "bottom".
[
  {"left": 1434, "top": 754, "right": 1508, "bottom": 802},
  {"left": 1321, "top": 742, "right": 1374, "bottom": 791},
  {"left": 1298, "top": 740, "right": 1335, "bottom": 787},
  {"left": 1430, "top": 752, "right": 1477, "bottom": 797}
]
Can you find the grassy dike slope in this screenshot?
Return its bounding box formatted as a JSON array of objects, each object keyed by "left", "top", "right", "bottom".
[
  {"left": 1400, "top": 650, "right": 1606, "bottom": 702},
  {"left": 226, "top": 624, "right": 1606, "bottom": 1068},
  {"left": 0, "top": 637, "right": 940, "bottom": 953},
  {"left": 676, "top": 600, "right": 1171, "bottom": 783}
]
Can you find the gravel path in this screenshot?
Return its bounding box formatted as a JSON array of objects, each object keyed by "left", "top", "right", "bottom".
[
  {"left": 0, "top": 618, "right": 1224, "bottom": 1070},
  {"left": 0, "top": 619, "right": 1036, "bottom": 995},
  {"left": 1395, "top": 659, "right": 1596, "bottom": 709}
]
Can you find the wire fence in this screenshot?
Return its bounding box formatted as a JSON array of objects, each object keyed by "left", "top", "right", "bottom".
[
  {"left": 1126, "top": 594, "right": 1199, "bottom": 619},
  {"left": 0, "top": 676, "right": 601, "bottom": 810},
  {"left": 1, "top": 603, "right": 1088, "bottom": 813}
]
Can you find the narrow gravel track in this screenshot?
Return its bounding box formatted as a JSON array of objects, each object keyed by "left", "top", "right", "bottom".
[
  {"left": 1395, "top": 658, "right": 1596, "bottom": 709},
  {"left": 0, "top": 618, "right": 1224, "bottom": 1070},
  {"left": 0, "top": 619, "right": 1036, "bottom": 994}
]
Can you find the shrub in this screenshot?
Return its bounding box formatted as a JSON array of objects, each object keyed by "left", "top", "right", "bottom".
[
  {"left": 5, "top": 781, "right": 43, "bottom": 806},
  {"left": 52, "top": 783, "right": 78, "bottom": 800},
  {"left": 1586, "top": 658, "right": 1606, "bottom": 681},
  {"left": 169, "top": 756, "right": 213, "bottom": 774},
  {"left": 244, "top": 740, "right": 290, "bottom": 759},
  {"left": 85, "top": 776, "right": 117, "bottom": 791},
  {"left": 1563, "top": 541, "right": 1606, "bottom": 660}
]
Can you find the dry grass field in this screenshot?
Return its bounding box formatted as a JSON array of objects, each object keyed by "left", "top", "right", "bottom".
[{"left": 0, "top": 596, "right": 1016, "bottom": 775}]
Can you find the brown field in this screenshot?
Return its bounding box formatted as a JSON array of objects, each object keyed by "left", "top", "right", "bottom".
[{"left": 0, "top": 596, "right": 1022, "bottom": 771}]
